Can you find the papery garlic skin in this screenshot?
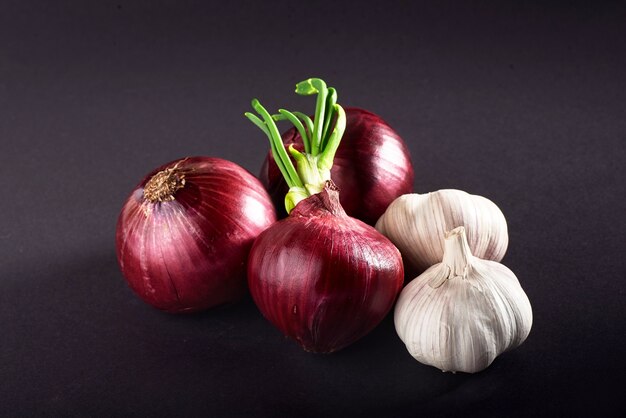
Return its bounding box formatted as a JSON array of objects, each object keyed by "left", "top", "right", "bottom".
[
  {"left": 394, "top": 227, "right": 532, "bottom": 373},
  {"left": 376, "top": 189, "right": 509, "bottom": 275}
]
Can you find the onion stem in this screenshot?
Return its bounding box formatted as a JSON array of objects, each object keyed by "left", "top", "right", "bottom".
[
  {"left": 245, "top": 100, "right": 303, "bottom": 189},
  {"left": 295, "top": 78, "right": 328, "bottom": 155},
  {"left": 274, "top": 109, "right": 311, "bottom": 154},
  {"left": 246, "top": 78, "right": 347, "bottom": 213},
  {"left": 318, "top": 104, "right": 346, "bottom": 172},
  {"left": 320, "top": 87, "right": 337, "bottom": 150},
  {"left": 292, "top": 112, "right": 315, "bottom": 147},
  {"left": 244, "top": 112, "right": 293, "bottom": 188}
]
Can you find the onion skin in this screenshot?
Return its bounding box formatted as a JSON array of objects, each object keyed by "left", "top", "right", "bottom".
[
  {"left": 116, "top": 157, "right": 277, "bottom": 313},
  {"left": 247, "top": 182, "right": 404, "bottom": 353},
  {"left": 259, "top": 107, "right": 414, "bottom": 225}
]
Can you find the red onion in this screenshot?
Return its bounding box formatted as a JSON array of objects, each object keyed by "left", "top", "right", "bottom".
[
  {"left": 245, "top": 78, "right": 404, "bottom": 352},
  {"left": 115, "top": 157, "right": 276, "bottom": 313},
  {"left": 260, "top": 107, "right": 414, "bottom": 225},
  {"left": 247, "top": 182, "right": 404, "bottom": 353}
]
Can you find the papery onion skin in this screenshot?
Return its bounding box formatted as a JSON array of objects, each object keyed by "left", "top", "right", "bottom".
[
  {"left": 247, "top": 183, "right": 404, "bottom": 353},
  {"left": 116, "top": 156, "right": 277, "bottom": 313},
  {"left": 259, "top": 107, "right": 414, "bottom": 225}
]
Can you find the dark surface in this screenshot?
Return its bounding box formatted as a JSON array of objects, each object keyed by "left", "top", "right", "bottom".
[{"left": 1, "top": 1, "right": 625, "bottom": 417}]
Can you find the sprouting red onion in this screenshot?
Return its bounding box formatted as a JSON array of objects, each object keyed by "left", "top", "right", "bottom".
[
  {"left": 246, "top": 79, "right": 405, "bottom": 352},
  {"left": 260, "top": 107, "right": 414, "bottom": 225},
  {"left": 247, "top": 182, "right": 404, "bottom": 353},
  {"left": 116, "top": 156, "right": 276, "bottom": 313}
]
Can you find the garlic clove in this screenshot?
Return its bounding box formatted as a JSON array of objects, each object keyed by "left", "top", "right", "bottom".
[
  {"left": 394, "top": 226, "right": 532, "bottom": 373},
  {"left": 376, "top": 189, "right": 509, "bottom": 275}
]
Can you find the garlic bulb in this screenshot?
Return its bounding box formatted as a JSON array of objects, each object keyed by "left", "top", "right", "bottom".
[
  {"left": 394, "top": 227, "right": 532, "bottom": 373},
  {"left": 376, "top": 189, "right": 508, "bottom": 274}
]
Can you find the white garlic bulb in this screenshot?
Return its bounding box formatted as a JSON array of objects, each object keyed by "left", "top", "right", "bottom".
[
  {"left": 394, "top": 227, "right": 532, "bottom": 373},
  {"left": 376, "top": 189, "right": 508, "bottom": 274}
]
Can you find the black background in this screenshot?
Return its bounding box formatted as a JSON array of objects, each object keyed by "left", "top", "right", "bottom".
[{"left": 1, "top": 1, "right": 625, "bottom": 416}]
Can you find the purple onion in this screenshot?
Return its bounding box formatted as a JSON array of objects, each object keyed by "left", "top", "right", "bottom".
[
  {"left": 245, "top": 79, "right": 406, "bottom": 352},
  {"left": 247, "top": 183, "right": 404, "bottom": 353},
  {"left": 260, "top": 107, "right": 414, "bottom": 225},
  {"left": 115, "top": 156, "right": 277, "bottom": 313}
]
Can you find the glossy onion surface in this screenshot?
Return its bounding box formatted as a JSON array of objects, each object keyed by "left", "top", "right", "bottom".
[
  {"left": 259, "top": 107, "right": 414, "bottom": 225},
  {"left": 247, "top": 183, "right": 404, "bottom": 353},
  {"left": 116, "top": 157, "right": 276, "bottom": 313}
]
